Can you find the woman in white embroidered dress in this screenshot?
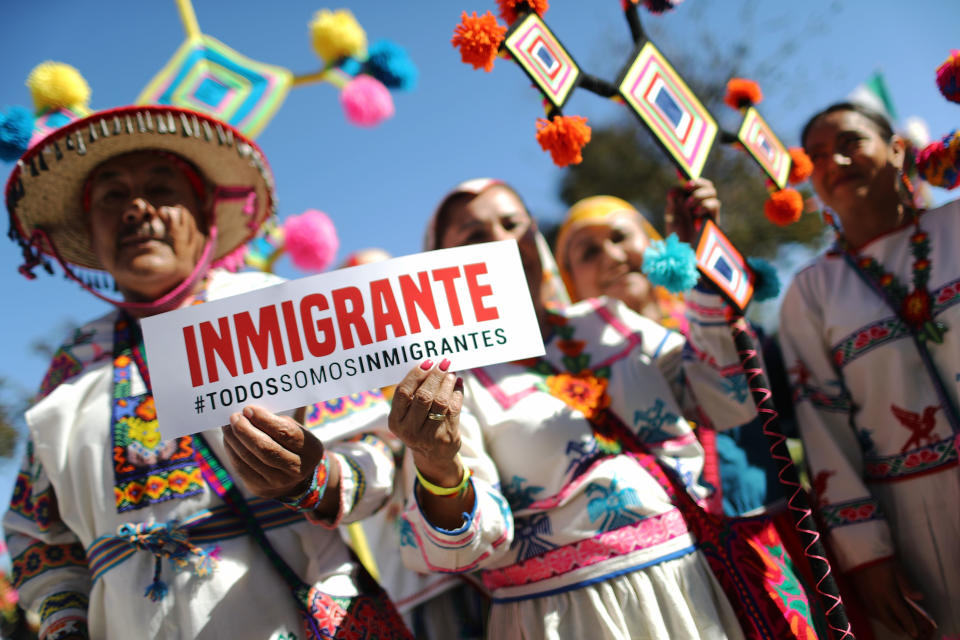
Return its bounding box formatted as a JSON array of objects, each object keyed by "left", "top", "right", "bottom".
[
  {"left": 780, "top": 102, "right": 958, "bottom": 640},
  {"left": 386, "top": 179, "right": 763, "bottom": 640}
]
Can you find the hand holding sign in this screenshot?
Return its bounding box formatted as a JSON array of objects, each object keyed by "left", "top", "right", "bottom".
[
  {"left": 664, "top": 177, "right": 721, "bottom": 243},
  {"left": 389, "top": 359, "right": 472, "bottom": 530},
  {"left": 142, "top": 240, "right": 544, "bottom": 440},
  {"left": 223, "top": 405, "right": 338, "bottom": 517}
]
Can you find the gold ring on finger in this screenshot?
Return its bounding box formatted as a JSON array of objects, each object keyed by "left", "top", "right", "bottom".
[{"left": 427, "top": 412, "right": 446, "bottom": 421}]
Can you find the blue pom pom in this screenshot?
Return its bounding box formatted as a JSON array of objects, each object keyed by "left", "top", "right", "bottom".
[
  {"left": 338, "top": 57, "right": 363, "bottom": 77},
  {"left": 747, "top": 257, "right": 780, "bottom": 301},
  {"left": 364, "top": 40, "right": 418, "bottom": 91},
  {"left": 144, "top": 579, "right": 169, "bottom": 602},
  {"left": 642, "top": 233, "right": 699, "bottom": 293},
  {"left": 0, "top": 106, "right": 34, "bottom": 162}
]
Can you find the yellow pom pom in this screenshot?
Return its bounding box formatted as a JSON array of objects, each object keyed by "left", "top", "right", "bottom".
[
  {"left": 26, "top": 61, "right": 91, "bottom": 113},
  {"left": 309, "top": 9, "right": 367, "bottom": 64}
]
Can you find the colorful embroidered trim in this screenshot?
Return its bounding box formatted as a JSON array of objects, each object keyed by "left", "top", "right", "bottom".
[
  {"left": 341, "top": 453, "right": 367, "bottom": 508},
  {"left": 818, "top": 498, "right": 883, "bottom": 530},
  {"left": 277, "top": 455, "right": 330, "bottom": 512},
  {"left": 87, "top": 498, "right": 303, "bottom": 583},
  {"left": 11, "top": 541, "right": 87, "bottom": 589},
  {"left": 303, "top": 390, "right": 386, "bottom": 428},
  {"left": 863, "top": 435, "right": 958, "bottom": 481},
  {"left": 86, "top": 498, "right": 301, "bottom": 584},
  {"left": 831, "top": 276, "right": 960, "bottom": 368},
  {"left": 482, "top": 508, "right": 689, "bottom": 590},
  {"left": 36, "top": 326, "right": 103, "bottom": 401},
  {"left": 8, "top": 471, "right": 54, "bottom": 532},
  {"left": 112, "top": 315, "right": 205, "bottom": 513},
  {"left": 416, "top": 454, "right": 472, "bottom": 498},
  {"left": 44, "top": 618, "right": 89, "bottom": 640},
  {"left": 37, "top": 591, "right": 89, "bottom": 624}
]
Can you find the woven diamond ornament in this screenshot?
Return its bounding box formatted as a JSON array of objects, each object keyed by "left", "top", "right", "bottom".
[{"left": 137, "top": 35, "right": 292, "bottom": 138}]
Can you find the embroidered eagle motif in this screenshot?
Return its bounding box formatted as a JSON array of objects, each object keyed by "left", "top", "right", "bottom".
[{"left": 890, "top": 404, "right": 940, "bottom": 453}]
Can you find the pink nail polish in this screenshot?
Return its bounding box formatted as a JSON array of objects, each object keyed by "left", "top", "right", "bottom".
[
  {"left": 420, "top": 359, "right": 434, "bottom": 370},
  {"left": 439, "top": 358, "right": 451, "bottom": 371},
  {"left": 454, "top": 377, "right": 464, "bottom": 392}
]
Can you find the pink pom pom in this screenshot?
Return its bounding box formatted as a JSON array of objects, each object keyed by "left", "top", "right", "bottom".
[
  {"left": 341, "top": 75, "right": 395, "bottom": 127},
  {"left": 283, "top": 209, "right": 339, "bottom": 272},
  {"left": 211, "top": 245, "right": 248, "bottom": 272}
]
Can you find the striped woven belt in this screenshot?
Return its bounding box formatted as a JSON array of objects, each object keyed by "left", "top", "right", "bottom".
[{"left": 86, "top": 497, "right": 303, "bottom": 585}]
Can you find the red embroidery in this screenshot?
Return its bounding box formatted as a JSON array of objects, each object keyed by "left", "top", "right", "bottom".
[
  {"left": 811, "top": 470, "right": 835, "bottom": 509},
  {"left": 890, "top": 404, "right": 940, "bottom": 453}
]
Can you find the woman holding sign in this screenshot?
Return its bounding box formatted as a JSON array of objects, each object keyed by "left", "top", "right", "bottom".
[
  {"left": 3, "top": 104, "right": 409, "bottom": 639},
  {"left": 388, "top": 179, "right": 817, "bottom": 639},
  {"left": 779, "top": 102, "right": 959, "bottom": 639}
]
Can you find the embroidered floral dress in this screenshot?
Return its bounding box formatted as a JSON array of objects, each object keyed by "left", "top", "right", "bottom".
[
  {"left": 779, "top": 199, "right": 960, "bottom": 638},
  {"left": 4, "top": 271, "right": 402, "bottom": 640},
  {"left": 399, "top": 291, "right": 761, "bottom": 640}
]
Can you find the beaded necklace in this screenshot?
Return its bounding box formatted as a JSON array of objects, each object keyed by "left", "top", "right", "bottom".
[{"left": 834, "top": 208, "right": 947, "bottom": 344}]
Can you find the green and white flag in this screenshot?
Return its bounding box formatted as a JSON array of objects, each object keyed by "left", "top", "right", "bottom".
[{"left": 848, "top": 71, "right": 899, "bottom": 122}]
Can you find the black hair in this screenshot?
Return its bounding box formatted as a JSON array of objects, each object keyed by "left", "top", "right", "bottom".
[{"left": 800, "top": 102, "right": 895, "bottom": 149}]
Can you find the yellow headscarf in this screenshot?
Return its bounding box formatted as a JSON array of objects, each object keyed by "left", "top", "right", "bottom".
[{"left": 555, "top": 195, "right": 686, "bottom": 331}]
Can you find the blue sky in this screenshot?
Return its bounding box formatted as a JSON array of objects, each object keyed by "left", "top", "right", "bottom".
[{"left": 0, "top": 1, "right": 957, "bottom": 508}]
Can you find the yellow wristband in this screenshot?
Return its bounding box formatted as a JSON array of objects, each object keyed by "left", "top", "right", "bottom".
[{"left": 416, "top": 455, "right": 472, "bottom": 497}]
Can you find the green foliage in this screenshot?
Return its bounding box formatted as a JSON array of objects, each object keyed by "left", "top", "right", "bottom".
[{"left": 0, "top": 378, "right": 21, "bottom": 458}]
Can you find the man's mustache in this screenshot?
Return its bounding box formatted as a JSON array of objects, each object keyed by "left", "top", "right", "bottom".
[{"left": 116, "top": 218, "right": 174, "bottom": 249}]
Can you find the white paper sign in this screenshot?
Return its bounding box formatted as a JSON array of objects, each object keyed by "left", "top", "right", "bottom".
[{"left": 141, "top": 240, "right": 545, "bottom": 439}]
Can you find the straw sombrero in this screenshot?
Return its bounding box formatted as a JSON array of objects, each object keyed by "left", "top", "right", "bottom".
[{"left": 5, "top": 104, "right": 276, "bottom": 272}]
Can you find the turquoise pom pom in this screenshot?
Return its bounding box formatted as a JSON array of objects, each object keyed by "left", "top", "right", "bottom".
[
  {"left": 747, "top": 257, "right": 780, "bottom": 301},
  {"left": 364, "top": 40, "right": 418, "bottom": 91},
  {"left": 0, "top": 106, "right": 34, "bottom": 162},
  {"left": 642, "top": 233, "right": 699, "bottom": 293}
]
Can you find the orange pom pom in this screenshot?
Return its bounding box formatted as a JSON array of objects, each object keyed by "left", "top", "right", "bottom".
[
  {"left": 496, "top": 0, "right": 549, "bottom": 24},
  {"left": 536, "top": 115, "right": 591, "bottom": 167},
  {"left": 724, "top": 78, "right": 763, "bottom": 110},
  {"left": 764, "top": 189, "right": 803, "bottom": 226},
  {"left": 451, "top": 11, "right": 507, "bottom": 72},
  {"left": 788, "top": 147, "right": 813, "bottom": 184}
]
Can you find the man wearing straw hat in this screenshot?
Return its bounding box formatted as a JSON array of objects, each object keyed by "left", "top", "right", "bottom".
[{"left": 3, "top": 104, "right": 410, "bottom": 639}]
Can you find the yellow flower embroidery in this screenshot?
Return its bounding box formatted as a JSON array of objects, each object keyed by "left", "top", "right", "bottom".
[
  {"left": 123, "top": 417, "right": 162, "bottom": 450},
  {"left": 545, "top": 372, "right": 610, "bottom": 420}
]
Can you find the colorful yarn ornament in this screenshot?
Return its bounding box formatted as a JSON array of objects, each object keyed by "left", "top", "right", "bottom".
[
  {"left": 452, "top": 11, "right": 507, "bottom": 72},
  {"left": 282, "top": 209, "right": 339, "bottom": 272},
  {"left": 641, "top": 233, "right": 700, "bottom": 293},
  {"left": 0, "top": 106, "right": 34, "bottom": 162},
  {"left": 26, "top": 61, "right": 91, "bottom": 113},
  {"left": 364, "top": 40, "right": 418, "bottom": 91},
  {"left": 788, "top": 147, "right": 813, "bottom": 184},
  {"left": 535, "top": 115, "right": 591, "bottom": 167},
  {"left": 935, "top": 49, "right": 960, "bottom": 104},
  {"left": 764, "top": 188, "right": 804, "bottom": 226},
  {"left": 747, "top": 257, "right": 780, "bottom": 301},
  {"left": 723, "top": 78, "right": 763, "bottom": 111},
  {"left": 916, "top": 130, "right": 960, "bottom": 189},
  {"left": 496, "top": 0, "right": 549, "bottom": 24},
  {"left": 340, "top": 75, "right": 395, "bottom": 127},
  {"left": 310, "top": 9, "right": 367, "bottom": 64},
  {"left": 639, "top": 0, "right": 684, "bottom": 14}
]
